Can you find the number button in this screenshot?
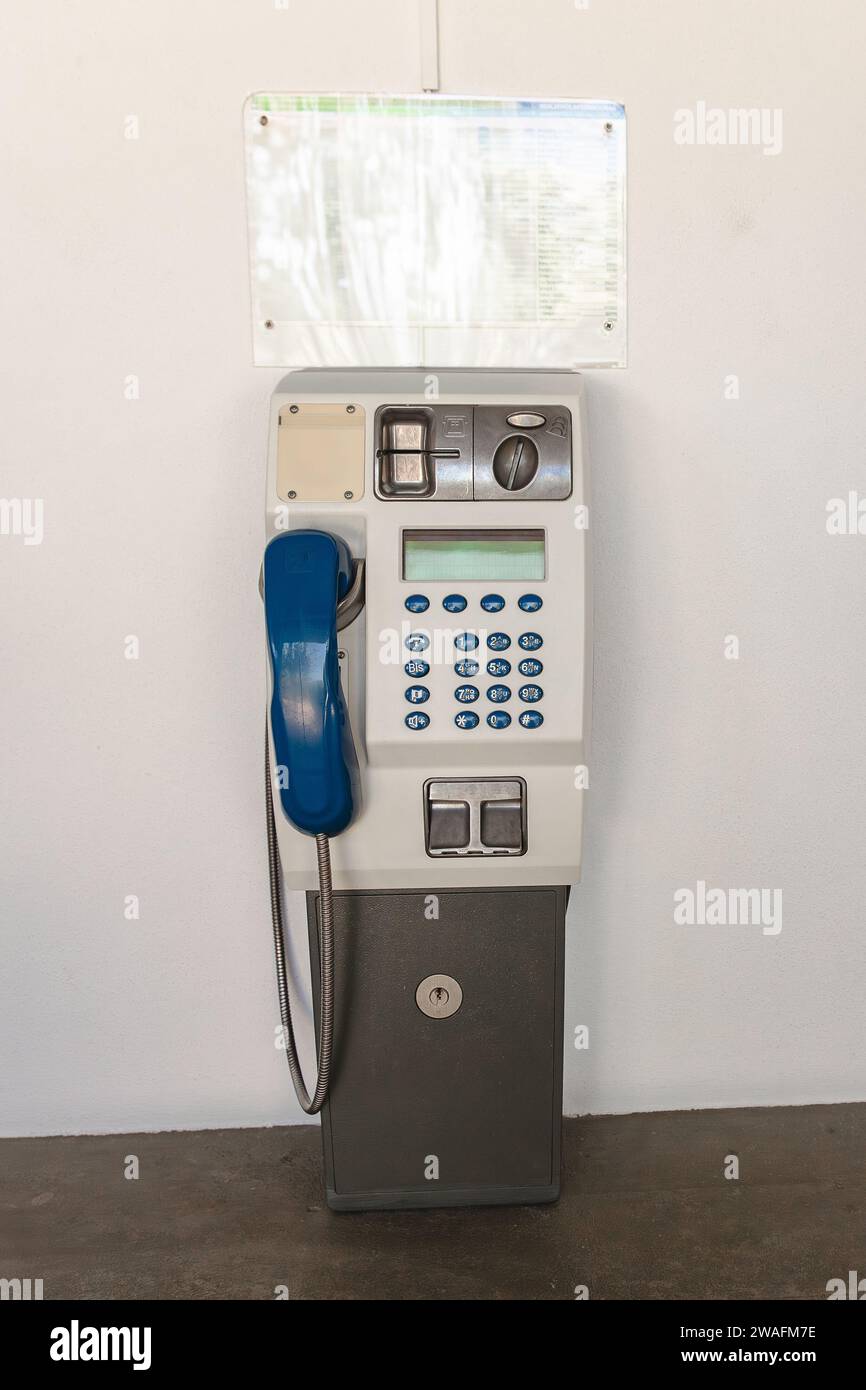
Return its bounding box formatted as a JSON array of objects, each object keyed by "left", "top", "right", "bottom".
[
  {"left": 405, "top": 711, "right": 430, "bottom": 730},
  {"left": 487, "top": 684, "right": 511, "bottom": 704},
  {"left": 481, "top": 594, "right": 505, "bottom": 613},
  {"left": 518, "top": 632, "right": 543, "bottom": 651},
  {"left": 454, "top": 685, "right": 479, "bottom": 704},
  {"left": 486, "top": 658, "right": 511, "bottom": 677},
  {"left": 518, "top": 657, "right": 543, "bottom": 677},
  {"left": 405, "top": 594, "right": 429, "bottom": 613},
  {"left": 405, "top": 685, "right": 430, "bottom": 704},
  {"left": 406, "top": 632, "right": 430, "bottom": 652},
  {"left": 518, "top": 710, "right": 543, "bottom": 729},
  {"left": 487, "top": 632, "right": 511, "bottom": 651},
  {"left": 455, "top": 658, "right": 480, "bottom": 678},
  {"left": 518, "top": 684, "right": 543, "bottom": 703},
  {"left": 443, "top": 593, "right": 467, "bottom": 613},
  {"left": 487, "top": 711, "right": 511, "bottom": 729},
  {"left": 405, "top": 659, "right": 430, "bottom": 678},
  {"left": 455, "top": 711, "right": 479, "bottom": 729},
  {"left": 455, "top": 632, "right": 479, "bottom": 651},
  {"left": 518, "top": 594, "right": 543, "bottom": 612}
]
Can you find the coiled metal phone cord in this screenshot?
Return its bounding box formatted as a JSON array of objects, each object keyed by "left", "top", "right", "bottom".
[{"left": 266, "top": 736, "right": 335, "bottom": 1114}]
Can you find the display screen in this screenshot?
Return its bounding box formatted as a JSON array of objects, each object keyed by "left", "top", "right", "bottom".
[{"left": 402, "top": 529, "right": 545, "bottom": 582}]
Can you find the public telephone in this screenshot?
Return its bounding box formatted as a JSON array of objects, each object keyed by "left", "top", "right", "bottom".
[{"left": 262, "top": 369, "right": 590, "bottom": 1210}]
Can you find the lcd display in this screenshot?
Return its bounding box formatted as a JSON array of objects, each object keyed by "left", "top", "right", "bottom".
[{"left": 402, "top": 530, "right": 545, "bottom": 583}]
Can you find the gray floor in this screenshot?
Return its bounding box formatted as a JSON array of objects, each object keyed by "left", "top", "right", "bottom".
[{"left": 3, "top": 1103, "right": 864, "bottom": 1300}]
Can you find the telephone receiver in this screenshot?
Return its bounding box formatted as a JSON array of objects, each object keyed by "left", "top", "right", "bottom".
[{"left": 263, "top": 530, "right": 363, "bottom": 837}]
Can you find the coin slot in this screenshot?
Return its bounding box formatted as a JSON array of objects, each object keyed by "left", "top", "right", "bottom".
[{"left": 492, "top": 435, "right": 540, "bottom": 492}]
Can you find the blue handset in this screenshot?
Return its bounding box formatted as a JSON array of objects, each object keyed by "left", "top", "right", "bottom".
[{"left": 264, "top": 530, "right": 359, "bottom": 837}]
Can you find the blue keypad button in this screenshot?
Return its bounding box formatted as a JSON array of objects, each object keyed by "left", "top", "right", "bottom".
[
  {"left": 454, "top": 684, "right": 479, "bottom": 704},
  {"left": 443, "top": 593, "right": 467, "bottom": 613},
  {"left": 518, "top": 593, "right": 543, "bottom": 612},
  {"left": 486, "top": 657, "right": 511, "bottom": 678},
  {"left": 518, "top": 657, "right": 543, "bottom": 678},
  {"left": 487, "top": 711, "right": 511, "bottom": 729},
  {"left": 405, "top": 659, "right": 430, "bottom": 678},
  {"left": 480, "top": 593, "right": 505, "bottom": 613},
  {"left": 487, "top": 684, "right": 511, "bottom": 704},
  {"left": 455, "top": 710, "right": 479, "bottom": 730},
  {"left": 405, "top": 685, "right": 430, "bottom": 704},
  {"left": 405, "top": 711, "right": 430, "bottom": 730},
  {"left": 455, "top": 632, "right": 479, "bottom": 651},
  {"left": 518, "top": 632, "right": 543, "bottom": 651},
  {"left": 519, "top": 710, "right": 544, "bottom": 729},
  {"left": 406, "top": 632, "right": 430, "bottom": 652},
  {"left": 518, "top": 684, "right": 543, "bottom": 703},
  {"left": 487, "top": 631, "right": 511, "bottom": 651},
  {"left": 405, "top": 594, "right": 429, "bottom": 613},
  {"left": 454, "top": 658, "right": 480, "bottom": 678}
]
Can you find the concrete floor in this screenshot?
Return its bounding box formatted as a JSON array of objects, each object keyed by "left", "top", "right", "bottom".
[{"left": 3, "top": 1103, "right": 864, "bottom": 1300}]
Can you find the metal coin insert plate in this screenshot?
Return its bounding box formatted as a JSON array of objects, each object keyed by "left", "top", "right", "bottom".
[
  {"left": 374, "top": 405, "right": 571, "bottom": 501},
  {"left": 424, "top": 778, "right": 527, "bottom": 857},
  {"left": 473, "top": 406, "right": 571, "bottom": 501},
  {"left": 416, "top": 973, "right": 463, "bottom": 1019}
]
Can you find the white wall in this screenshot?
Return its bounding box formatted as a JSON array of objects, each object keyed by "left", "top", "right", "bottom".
[{"left": 2, "top": 0, "right": 865, "bottom": 1136}]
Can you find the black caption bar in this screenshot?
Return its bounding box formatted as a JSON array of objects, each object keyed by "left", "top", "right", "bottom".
[{"left": 3, "top": 1298, "right": 863, "bottom": 1374}]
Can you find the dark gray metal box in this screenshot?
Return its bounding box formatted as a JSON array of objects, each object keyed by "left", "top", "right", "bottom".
[{"left": 307, "top": 886, "right": 566, "bottom": 1211}]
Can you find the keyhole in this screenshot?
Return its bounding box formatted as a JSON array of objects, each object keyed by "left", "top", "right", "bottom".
[
  {"left": 492, "top": 435, "right": 539, "bottom": 491},
  {"left": 416, "top": 974, "right": 462, "bottom": 1018}
]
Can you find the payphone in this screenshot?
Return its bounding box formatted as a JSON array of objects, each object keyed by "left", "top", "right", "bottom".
[{"left": 263, "top": 369, "right": 590, "bottom": 1210}]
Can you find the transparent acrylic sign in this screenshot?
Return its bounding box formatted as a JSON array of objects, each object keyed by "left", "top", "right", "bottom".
[{"left": 244, "top": 94, "right": 626, "bottom": 369}]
